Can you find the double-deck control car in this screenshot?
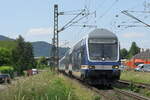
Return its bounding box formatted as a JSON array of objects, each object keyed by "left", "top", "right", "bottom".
[{"left": 59, "top": 28, "right": 121, "bottom": 86}]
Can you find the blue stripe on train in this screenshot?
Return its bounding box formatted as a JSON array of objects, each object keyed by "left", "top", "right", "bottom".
[{"left": 85, "top": 61, "right": 121, "bottom": 66}]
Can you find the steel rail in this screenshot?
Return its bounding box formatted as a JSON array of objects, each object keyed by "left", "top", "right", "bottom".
[
  {"left": 60, "top": 71, "right": 150, "bottom": 100},
  {"left": 114, "top": 88, "right": 150, "bottom": 100},
  {"left": 118, "top": 80, "right": 150, "bottom": 90},
  {"left": 60, "top": 71, "right": 116, "bottom": 100}
]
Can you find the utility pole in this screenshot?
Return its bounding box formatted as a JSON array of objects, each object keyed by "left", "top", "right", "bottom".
[
  {"left": 51, "top": 4, "right": 59, "bottom": 69},
  {"left": 50, "top": 4, "right": 94, "bottom": 69}
]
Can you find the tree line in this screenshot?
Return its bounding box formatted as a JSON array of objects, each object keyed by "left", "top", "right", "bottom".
[
  {"left": 0, "top": 36, "right": 36, "bottom": 75},
  {"left": 120, "top": 42, "right": 140, "bottom": 59},
  {"left": 0, "top": 37, "right": 140, "bottom": 75}
]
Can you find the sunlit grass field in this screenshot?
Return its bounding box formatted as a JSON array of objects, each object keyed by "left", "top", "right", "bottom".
[
  {"left": 120, "top": 70, "right": 150, "bottom": 84},
  {"left": 0, "top": 70, "right": 100, "bottom": 100},
  {"left": 120, "top": 70, "right": 150, "bottom": 97}
]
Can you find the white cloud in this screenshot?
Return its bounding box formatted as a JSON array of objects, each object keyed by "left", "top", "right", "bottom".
[
  {"left": 7, "top": 33, "right": 19, "bottom": 39},
  {"left": 23, "top": 27, "right": 53, "bottom": 42},
  {"left": 26, "top": 27, "right": 53, "bottom": 36},
  {"left": 122, "top": 32, "right": 145, "bottom": 38}
]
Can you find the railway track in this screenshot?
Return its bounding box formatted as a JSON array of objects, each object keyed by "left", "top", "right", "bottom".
[
  {"left": 114, "top": 88, "right": 150, "bottom": 100},
  {"left": 62, "top": 72, "right": 116, "bottom": 100},
  {"left": 61, "top": 71, "right": 150, "bottom": 100},
  {"left": 118, "top": 80, "right": 150, "bottom": 90}
]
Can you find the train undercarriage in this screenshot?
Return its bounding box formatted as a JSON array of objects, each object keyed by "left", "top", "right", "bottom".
[{"left": 80, "top": 69, "right": 121, "bottom": 86}]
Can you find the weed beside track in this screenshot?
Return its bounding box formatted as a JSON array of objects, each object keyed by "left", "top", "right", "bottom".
[{"left": 0, "top": 70, "right": 98, "bottom": 100}]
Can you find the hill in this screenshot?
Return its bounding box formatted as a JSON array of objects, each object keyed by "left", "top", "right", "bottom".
[
  {"left": 0, "top": 35, "right": 69, "bottom": 57},
  {"left": 0, "top": 35, "right": 14, "bottom": 41},
  {"left": 31, "top": 41, "right": 69, "bottom": 57}
]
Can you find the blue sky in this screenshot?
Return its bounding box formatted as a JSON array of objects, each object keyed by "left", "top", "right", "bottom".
[{"left": 0, "top": 0, "right": 150, "bottom": 50}]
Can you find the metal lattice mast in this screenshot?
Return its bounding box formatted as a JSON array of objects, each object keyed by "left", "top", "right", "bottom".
[
  {"left": 51, "top": 4, "right": 59, "bottom": 68},
  {"left": 50, "top": 4, "right": 93, "bottom": 68}
]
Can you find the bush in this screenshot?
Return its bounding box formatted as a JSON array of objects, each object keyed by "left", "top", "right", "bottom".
[
  {"left": 0, "top": 48, "right": 12, "bottom": 66},
  {"left": 0, "top": 71, "right": 99, "bottom": 100},
  {"left": 37, "top": 64, "right": 49, "bottom": 69},
  {"left": 0, "top": 71, "right": 78, "bottom": 100},
  {"left": 93, "top": 95, "right": 101, "bottom": 100},
  {"left": 0, "top": 66, "right": 14, "bottom": 78}
]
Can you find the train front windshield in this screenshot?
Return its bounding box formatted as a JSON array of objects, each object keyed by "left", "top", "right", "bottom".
[{"left": 88, "top": 39, "right": 118, "bottom": 61}]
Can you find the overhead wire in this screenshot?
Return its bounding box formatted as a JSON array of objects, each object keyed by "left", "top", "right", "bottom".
[
  {"left": 65, "top": 12, "right": 90, "bottom": 29},
  {"left": 83, "top": 0, "right": 98, "bottom": 28},
  {"left": 73, "top": 0, "right": 93, "bottom": 42},
  {"left": 97, "top": 0, "right": 119, "bottom": 20},
  {"left": 59, "top": 9, "right": 85, "bottom": 32},
  {"left": 121, "top": 10, "right": 150, "bottom": 27},
  {"left": 117, "top": 0, "right": 149, "bottom": 28},
  {"left": 94, "top": 0, "right": 108, "bottom": 26}
]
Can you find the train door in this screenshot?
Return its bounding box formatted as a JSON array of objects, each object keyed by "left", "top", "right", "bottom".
[
  {"left": 81, "top": 47, "right": 85, "bottom": 65},
  {"left": 77, "top": 47, "right": 85, "bottom": 71}
]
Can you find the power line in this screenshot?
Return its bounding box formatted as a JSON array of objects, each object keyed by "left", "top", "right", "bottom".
[
  {"left": 127, "top": 10, "right": 150, "bottom": 13},
  {"left": 63, "top": 12, "right": 90, "bottom": 30},
  {"left": 118, "top": 24, "right": 149, "bottom": 28},
  {"left": 97, "top": 0, "right": 119, "bottom": 20},
  {"left": 51, "top": 4, "right": 94, "bottom": 68},
  {"left": 121, "top": 10, "right": 150, "bottom": 28},
  {"left": 59, "top": 9, "right": 84, "bottom": 15},
  {"left": 59, "top": 9, "right": 86, "bottom": 32}
]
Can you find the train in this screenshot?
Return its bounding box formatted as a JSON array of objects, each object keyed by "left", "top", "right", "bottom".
[{"left": 59, "top": 28, "right": 121, "bottom": 86}]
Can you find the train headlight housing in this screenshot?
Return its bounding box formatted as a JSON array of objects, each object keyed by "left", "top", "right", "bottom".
[{"left": 112, "top": 65, "right": 119, "bottom": 69}]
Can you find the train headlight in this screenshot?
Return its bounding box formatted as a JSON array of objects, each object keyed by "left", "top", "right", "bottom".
[
  {"left": 112, "top": 65, "right": 119, "bottom": 69},
  {"left": 88, "top": 66, "right": 95, "bottom": 69},
  {"left": 81, "top": 65, "right": 88, "bottom": 69},
  {"left": 81, "top": 65, "right": 95, "bottom": 69}
]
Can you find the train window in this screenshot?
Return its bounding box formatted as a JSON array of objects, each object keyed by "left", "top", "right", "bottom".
[{"left": 88, "top": 43, "right": 118, "bottom": 61}]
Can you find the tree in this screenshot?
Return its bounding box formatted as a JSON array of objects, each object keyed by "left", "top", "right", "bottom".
[
  {"left": 120, "top": 48, "right": 128, "bottom": 59},
  {"left": 23, "top": 42, "right": 36, "bottom": 69},
  {"left": 37, "top": 56, "right": 48, "bottom": 69},
  {"left": 11, "top": 35, "right": 35, "bottom": 75},
  {"left": 0, "top": 48, "right": 11, "bottom": 66},
  {"left": 38, "top": 56, "right": 47, "bottom": 65},
  {"left": 128, "top": 42, "right": 140, "bottom": 58}
]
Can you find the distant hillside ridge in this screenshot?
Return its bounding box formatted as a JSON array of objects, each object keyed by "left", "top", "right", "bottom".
[
  {"left": 32, "top": 41, "right": 69, "bottom": 57},
  {"left": 0, "top": 35, "right": 14, "bottom": 41},
  {"left": 0, "top": 35, "right": 69, "bottom": 57}
]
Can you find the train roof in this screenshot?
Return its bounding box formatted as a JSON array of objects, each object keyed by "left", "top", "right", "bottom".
[{"left": 88, "top": 28, "right": 117, "bottom": 40}]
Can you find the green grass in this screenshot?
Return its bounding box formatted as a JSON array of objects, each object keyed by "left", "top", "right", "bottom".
[
  {"left": 120, "top": 71, "right": 150, "bottom": 98},
  {"left": 0, "top": 71, "right": 99, "bottom": 100},
  {"left": 61, "top": 74, "right": 100, "bottom": 100},
  {"left": 120, "top": 70, "right": 150, "bottom": 84},
  {"left": 0, "top": 40, "right": 16, "bottom": 49}
]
